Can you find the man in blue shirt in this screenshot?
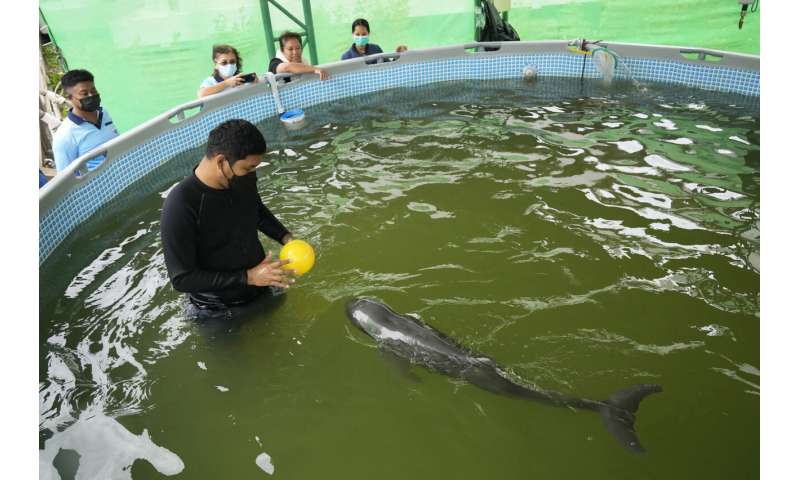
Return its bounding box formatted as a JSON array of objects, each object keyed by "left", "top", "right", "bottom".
[{"left": 52, "top": 69, "right": 119, "bottom": 173}]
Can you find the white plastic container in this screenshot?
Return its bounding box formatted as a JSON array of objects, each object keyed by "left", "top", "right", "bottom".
[{"left": 280, "top": 109, "right": 306, "bottom": 130}]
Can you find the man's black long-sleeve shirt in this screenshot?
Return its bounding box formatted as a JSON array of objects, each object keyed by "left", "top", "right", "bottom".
[{"left": 160, "top": 167, "right": 290, "bottom": 308}]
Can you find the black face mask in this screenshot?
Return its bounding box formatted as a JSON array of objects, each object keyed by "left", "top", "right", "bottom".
[
  {"left": 220, "top": 163, "right": 251, "bottom": 190},
  {"left": 78, "top": 94, "right": 101, "bottom": 112}
]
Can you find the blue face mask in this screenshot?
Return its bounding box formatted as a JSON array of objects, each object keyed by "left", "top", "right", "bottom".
[
  {"left": 217, "top": 63, "right": 237, "bottom": 79},
  {"left": 353, "top": 35, "right": 369, "bottom": 47}
]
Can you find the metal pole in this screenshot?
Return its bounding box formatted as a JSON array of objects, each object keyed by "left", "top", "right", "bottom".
[
  {"left": 474, "top": 0, "right": 482, "bottom": 42},
  {"left": 301, "top": 0, "right": 318, "bottom": 65},
  {"left": 268, "top": 0, "right": 308, "bottom": 30},
  {"left": 258, "top": 0, "right": 276, "bottom": 60}
]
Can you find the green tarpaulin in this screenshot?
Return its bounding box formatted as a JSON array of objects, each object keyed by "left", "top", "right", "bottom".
[{"left": 40, "top": 0, "right": 759, "bottom": 133}]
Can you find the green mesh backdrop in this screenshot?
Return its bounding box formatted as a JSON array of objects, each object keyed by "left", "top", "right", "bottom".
[
  {"left": 507, "top": 0, "right": 760, "bottom": 54},
  {"left": 40, "top": 0, "right": 759, "bottom": 133}
]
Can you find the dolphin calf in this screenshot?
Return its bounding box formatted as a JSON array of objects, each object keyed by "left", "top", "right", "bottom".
[{"left": 346, "top": 297, "right": 662, "bottom": 453}]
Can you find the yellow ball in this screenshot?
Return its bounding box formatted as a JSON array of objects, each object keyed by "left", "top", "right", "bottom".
[{"left": 279, "top": 240, "right": 316, "bottom": 276}]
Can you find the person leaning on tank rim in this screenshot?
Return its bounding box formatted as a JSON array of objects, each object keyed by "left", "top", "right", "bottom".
[
  {"left": 340, "top": 18, "right": 408, "bottom": 64},
  {"left": 198, "top": 44, "right": 259, "bottom": 98},
  {"left": 160, "top": 119, "right": 296, "bottom": 321},
  {"left": 268, "top": 31, "right": 329, "bottom": 82}
]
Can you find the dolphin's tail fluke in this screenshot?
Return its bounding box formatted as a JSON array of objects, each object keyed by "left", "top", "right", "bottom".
[{"left": 599, "top": 384, "right": 662, "bottom": 453}]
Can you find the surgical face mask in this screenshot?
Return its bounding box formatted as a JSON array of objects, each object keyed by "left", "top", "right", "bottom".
[
  {"left": 217, "top": 63, "right": 237, "bottom": 78},
  {"left": 353, "top": 35, "right": 369, "bottom": 47},
  {"left": 78, "top": 94, "right": 101, "bottom": 112}
]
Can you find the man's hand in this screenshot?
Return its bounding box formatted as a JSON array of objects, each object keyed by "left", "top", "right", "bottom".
[
  {"left": 395, "top": 45, "right": 408, "bottom": 53},
  {"left": 246, "top": 251, "right": 295, "bottom": 288}
]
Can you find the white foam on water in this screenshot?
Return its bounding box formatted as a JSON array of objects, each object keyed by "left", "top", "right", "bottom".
[
  {"left": 611, "top": 140, "right": 644, "bottom": 153},
  {"left": 596, "top": 189, "right": 615, "bottom": 199},
  {"left": 40, "top": 411, "right": 184, "bottom": 480},
  {"left": 612, "top": 184, "right": 672, "bottom": 209},
  {"left": 284, "top": 148, "right": 297, "bottom": 157},
  {"left": 594, "top": 162, "right": 658, "bottom": 176},
  {"left": 256, "top": 452, "right": 275, "bottom": 475},
  {"left": 664, "top": 137, "right": 693, "bottom": 145},
  {"left": 407, "top": 202, "right": 436, "bottom": 213},
  {"left": 654, "top": 119, "right": 678, "bottom": 130},
  {"left": 643, "top": 154, "right": 692, "bottom": 172},
  {"left": 638, "top": 207, "right": 702, "bottom": 230},
  {"left": 684, "top": 183, "right": 745, "bottom": 200},
  {"left": 697, "top": 124, "right": 723, "bottom": 132},
  {"left": 650, "top": 222, "right": 671, "bottom": 231},
  {"left": 197, "top": 361, "right": 207, "bottom": 371},
  {"left": 216, "top": 385, "right": 229, "bottom": 392},
  {"left": 309, "top": 141, "right": 328, "bottom": 149}
]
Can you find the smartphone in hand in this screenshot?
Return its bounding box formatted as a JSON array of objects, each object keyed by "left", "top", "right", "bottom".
[{"left": 241, "top": 72, "right": 257, "bottom": 83}]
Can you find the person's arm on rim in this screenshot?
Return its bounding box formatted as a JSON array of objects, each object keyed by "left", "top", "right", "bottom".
[
  {"left": 197, "top": 74, "right": 246, "bottom": 98},
  {"left": 275, "top": 61, "right": 329, "bottom": 80}
]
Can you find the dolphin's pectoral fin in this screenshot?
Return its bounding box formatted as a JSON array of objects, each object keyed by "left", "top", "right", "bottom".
[
  {"left": 378, "top": 348, "right": 421, "bottom": 383},
  {"left": 600, "top": 384, "right": 662, "bottom": 453}
]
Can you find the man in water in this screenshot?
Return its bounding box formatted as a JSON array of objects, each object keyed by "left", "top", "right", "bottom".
[
  {"left": 160, "top": 119, "right": 295, "bottom": 320},
  {"left": 52, "top": 69, "right": 119, "bottom": 173}
]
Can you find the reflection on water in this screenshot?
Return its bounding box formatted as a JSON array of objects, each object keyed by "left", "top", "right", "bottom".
[{"left": 40, "top": 79, "right": 759, "bottom": 479}]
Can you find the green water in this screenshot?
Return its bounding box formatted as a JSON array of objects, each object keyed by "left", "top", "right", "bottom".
[{"left": 39, "top": 79, "right": 759, "bottom": 479}]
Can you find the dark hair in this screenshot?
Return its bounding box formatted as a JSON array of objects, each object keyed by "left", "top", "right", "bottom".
[
  {"left": 206, "top": 119, "right": 266, "bottom": 165},
  {"left": 60, "top": 69, "right": 94, "bottom": 94},
  {"left": 211, "top": 44, "right": 242, "bottom": 75},
  {"left": 351, "top": 18, "right": 370, "bottom": 33},
  {"left": 278, "top": 31, "right": 302, "bottom": 51}
]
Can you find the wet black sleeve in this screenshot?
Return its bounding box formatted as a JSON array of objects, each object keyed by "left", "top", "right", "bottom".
[
  {"left": 160, "top": 190, "right": 248, "bottom": 293},
  {"left": 257, "top": 198, "right": 291, "bottom": 244},
  {"left": 268, "top": 58, "right": 284, "bottom": 74}
]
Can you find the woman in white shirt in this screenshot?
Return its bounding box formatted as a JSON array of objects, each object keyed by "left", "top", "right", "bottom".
[{"left": 198, "top": 44, "right": 257, "bottom": 98}]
